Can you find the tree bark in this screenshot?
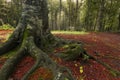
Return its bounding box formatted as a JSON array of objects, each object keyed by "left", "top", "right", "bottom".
[
  {"left": 0, "top": 0, "right": 75, "bottom": 80},
  {"left": 118, "top": 13, "right": 120, "bottom": 31},
  {"left": 96, "top": 0, "right": 105, "bottom": 31}
]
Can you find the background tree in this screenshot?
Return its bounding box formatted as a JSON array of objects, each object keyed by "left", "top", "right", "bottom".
[
  {"left": 0, "top": 0, "right": 22, "bottom": 27},
  {"left": 1, "top": 0, "right": 120, "bottom": 31}
]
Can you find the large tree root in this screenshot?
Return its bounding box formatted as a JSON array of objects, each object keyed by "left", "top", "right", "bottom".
[
  {"left": 0, "top": 31, "right": 120, "bottom": 80},
  {"left": 0, "top": 36, "right": 75, "bottom": 80},
  {"left": 84, "top": 52, "right": 120, "bottom": 77},
  {"left": 54, "top": 40, "right": 120, "bottom": 77},
  {"left": 0, "top": 35, "right": 120, "bottom": 80},
  {"left": 22, "top": 37, "right": 75, "bottom": 80},
  {"left": 0, "top": 48, "right": 26, "bottom": 80},
  {"left": 0, "top": 15, "right": 27, "bottom": 55},
  {"left": 0, "top": 14, "right": 76, "bottom": 80}
]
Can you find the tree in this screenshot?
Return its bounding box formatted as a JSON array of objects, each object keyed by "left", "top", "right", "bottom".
[
  {"left": 8, "top": 0, "right": 22, "bottom": 26},
  {"left": 96, "top": 0, "right": 105, "bottom": 31},
  {"left": 59, "top": 0, "right": 62, "bottom": 30},
  {"left": 104, "top": 0, "right": 120, "bottom": 32},
  {"left": 0, "top": 0, "right": 22, "bottom": 27},
  {"left": 49, "top": 0, "right": 60, "bottom": 30},
  {"left": 83, "top": 0, "right": 95, "bottom": 31},
  {"left": 0, "top": 0, "right": 78, "bottom": 79},
  {"left": 0, "top": 0, "right": 119, "bottom": 80},
  {"left": 0, "top": 0, "right": 9, "bottom": 25},
  {"left": 118, "top": 13, "right": 120, "bottom": 31}
]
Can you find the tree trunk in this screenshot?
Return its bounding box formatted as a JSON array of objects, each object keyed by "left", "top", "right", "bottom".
[
  {"left": 75, "top": 0, "right": 79, "bottom": 30},
  {"left": 58, "top": 0, "right": 62, "bottom": 30},
  {"left": 0, "top": 19, "right": 4, "bottom": 25},
  {"left": 68, "top": 0, "right": 71, "bottom": 28},
  {"left": 118, "top": 13, "right": 120, "bottom": 31},
  {"left": 0, "top": 0, "right": 75, "bottom": 80},
  {"left": 96, "top": 0, "right": 105, "bottom": 31},
  {"left": 54, "top": 10, "right": 58, "bottom": 30}
]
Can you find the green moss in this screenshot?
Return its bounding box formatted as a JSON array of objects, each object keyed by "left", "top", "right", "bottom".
[
  {"left": 38, "top": 77, "right": 44, "bottom": 80},
  {"left": 83, "top": 54, "right": 89, "bottom": 61},
  {"left": 52, "top": 31, "right": 89, "bottom": 35},
  {"left": 58, "top": 43, "right": 85, "bottom": 61},
  {"left": 0, "top": 24, "right": 14, "bottom": 30},
  {"left": 0, "top": 29, "right": 28, "bottom": 58},
  {"left": 64, "top": 78, "right": 69, "bottom": 80},
  {"left": 109, "top": 69, "right": 120, "bottom": 77}
]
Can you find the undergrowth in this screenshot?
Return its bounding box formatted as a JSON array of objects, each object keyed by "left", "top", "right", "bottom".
[
  {"left": 0, "top": 24, "right": 14, "bottom": 30},
  {"left": 52, "top": 31, "right": 89, "bottom": 35}
]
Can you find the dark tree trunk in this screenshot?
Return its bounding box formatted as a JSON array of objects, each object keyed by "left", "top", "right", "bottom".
[
  {"left": 59, "top": 0, "right": 62, "bottom": 30},
  {"left": 84, "top": 0, "right": 91, "bottom": 31},
  {"left": 118, "top": 13, "right": 120, "bottom": 31},
  {"left": 96, "top": 0, "right": 105, "bottom": 31},
  {"left": 0, "top": 0, "right": 75, "bottom": 80},
  {"left": 75, "top": 0, "right": 79, "bottom": 30},
  {"left": 54, "top": 10, "right": 58, "bottom": 30},
  {"left": 68, "top": 0, "right": 71, "bottom": 28}
]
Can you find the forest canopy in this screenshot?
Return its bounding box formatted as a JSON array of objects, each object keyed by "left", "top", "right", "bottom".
[{"left": 0, "top": 0, "right": 120, "bottom": 31}]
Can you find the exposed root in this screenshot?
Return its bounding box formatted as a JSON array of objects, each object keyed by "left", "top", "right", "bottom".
[
  {"left": 22, "top": 37, "right": 43, "bottom": 80},
  {"left": 90, "top": 55, "right": 120, "bottom": 77},
  {"left": 78, "top": 51, "right": 120, "bottom": 77},
  {"left": 22, "top": 37, "right": 75, "bottom": 80},
  {"left": 0, "top": 33, "right": 119, "bottom": 79},
  {"left": 55, "top": 39, "right": 120, "bottom": 77},
  {"left": 0, "top": 15, "right": 27, "bottom": 55},
  {"left": 54, "top": 37, "right": 83, "bottom": 47},
  {"left": 0, "top": 0, "right": 80, "bottom": 79},
  {"left": 55, "top": 43, "right": 85, "bottom": 61},
  {"left": 0, "top": 48, "right": 26, "bottom": 80}
]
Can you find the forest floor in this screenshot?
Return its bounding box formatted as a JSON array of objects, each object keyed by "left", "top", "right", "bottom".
[{"left": 0, "top": 30, "right": 120, "bottom": 80}]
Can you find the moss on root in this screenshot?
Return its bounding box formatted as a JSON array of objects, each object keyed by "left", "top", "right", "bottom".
[{"left": 56, "top": 43, "right": 87, "bottom": 61}]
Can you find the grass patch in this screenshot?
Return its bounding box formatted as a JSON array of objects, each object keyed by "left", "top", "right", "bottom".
[
  {"left": 52, "top": 31, "right": 89, "bottom": 35},
  {"left": 0, "top": 24, "right": 14, "bottom": 30}
]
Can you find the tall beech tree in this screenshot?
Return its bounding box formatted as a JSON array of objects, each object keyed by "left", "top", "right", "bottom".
[
  {"left": 0, "top": 0, "right": 120, "bottom": 80},
  {"left": 0, "top": 0, "right": 78, "bottom": 79}
]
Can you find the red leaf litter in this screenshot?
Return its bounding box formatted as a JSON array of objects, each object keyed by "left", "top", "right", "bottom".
[
  {"left": 54, "top": 32, "right": 120, "bottom": 80},
  {"left": 9, "top": 56, "right": 35, "bottom": 80},
  {"left": 0, "top": 30, "right": 120, "bottom": 80},
  {"left": 0, "top": 30, "right": 12, "bottom": 43}
]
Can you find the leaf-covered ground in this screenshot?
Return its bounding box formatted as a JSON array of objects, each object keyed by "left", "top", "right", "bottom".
[{"left": 0, "top": 30, "right": 120, "bottom": 80}]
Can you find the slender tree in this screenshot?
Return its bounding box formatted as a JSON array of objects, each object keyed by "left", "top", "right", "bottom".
[
  {"left": 58, "top": 0, "right": 62, "bottom": 30},
  {"left": 96, "top": 0, "right": 105, "bottom": 31},
  {"left": 118, "top": 13, "right": 120, "bottom": 31}
]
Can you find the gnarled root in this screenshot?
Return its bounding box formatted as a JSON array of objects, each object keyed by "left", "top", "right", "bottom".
[
  {"left": 0, "top": 16, "right": 27, "bottom": 55},
  {"left": 22, "top": 37, "right": 75, "bottom": 80},
  {"left": 0, "top": 35, "right": 75, "bottom": 80},
  {"left": 55, "top": 39, "right": 120, "bottom": 77},
  {"left": 0, "top": 48, "right": 26, "bottom": 80},
  {"left": 90, "top": 55, "right": 120, "bottom": 77}
]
